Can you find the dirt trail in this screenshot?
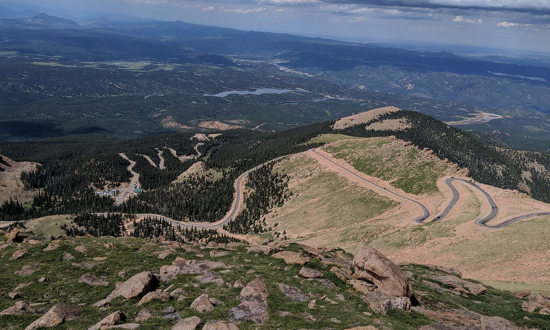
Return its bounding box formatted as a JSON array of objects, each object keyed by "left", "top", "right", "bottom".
[
  {"left": 169, "top": 143, "right": 204, "bottom": 162},
  {"left": 115, "top": 153, "right": 140, "bottom": 206},
  {"left": 156, "top": 148, "right": 166, "bottom": 170},
  {"left": 140, "top": 154, "right": 157, "bottom": 168}
]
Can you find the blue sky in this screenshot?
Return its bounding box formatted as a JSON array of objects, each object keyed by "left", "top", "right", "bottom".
[{"left": 3, "top": 0, "right": 550, "bottom": 54}]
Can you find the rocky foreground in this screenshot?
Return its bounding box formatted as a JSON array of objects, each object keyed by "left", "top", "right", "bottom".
[{"left": 0, "top": 228, "right": 549, "bottom": 329}]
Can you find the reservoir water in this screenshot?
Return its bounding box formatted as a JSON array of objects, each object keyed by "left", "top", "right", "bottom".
[{"left": 204, "top": 88, "right": 295, "bottom": 98}]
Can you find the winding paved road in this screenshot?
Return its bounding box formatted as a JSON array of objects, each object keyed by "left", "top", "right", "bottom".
[
  {"left": 310, "top": 149, "right": 430, "bottom": 223},
  {"left": 100, "top": 155, "right": 288, "bottom": 230},
  {"left": 102, "top": 149, "right": 550, "bottom": 230},
  {"left": 434, "top": 177, "right": 550, "bottom": 229},
  {"left": 310, "top": 149, "right": 550, "bottom": 229}
]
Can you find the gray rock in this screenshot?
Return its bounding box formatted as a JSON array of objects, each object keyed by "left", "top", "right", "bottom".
[
  {"left": 173, "top": 316, "right": 201, "bottom": 330},
  {"left": 278, "top": 283, "right": 310, "bottom": 302}
]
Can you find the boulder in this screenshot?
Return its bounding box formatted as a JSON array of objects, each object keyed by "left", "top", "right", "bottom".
[
  {"left": 25, "top": 304, "right": 80, "bottom": 330},
  {"left": 330, "top": 266, "right": 352, "bottom": 282},
  {"left": 74, "top": 245, "right": 88, "bottom": 254},
  {"left": 9, "top": 292, "right": 19, "bottom": 299},
  {"left": 353, "top": 243, "right": 411, "bottom": 298},
  {"left": 427, "top": 265, "right": 462, "bottom": 278},
  {"left": 190, "top": 294, "right": 215, "bottom": 313},
  {"left": 43, "top": 241, "right": 60, "bottom": 251},
  {"left": 135, "top": 308, "right": 152, "bottom": 322},
  {"left": 278, "top": 283, "right": 310, "bottom": 302},
  {"left": 173, "top": 316, "right": 201, "bottom": 330},
  {"left": 88, "top": 311, "right": 125, "bottom": 330},
  {"left": 15, "top": 264, "right": 38, "bottom": 276},
  {"left": 138, "top": 290, "right": 170, "bottom": 306},
  {"left": 157, "top": 250, "right": 171, "bottom": 260},
  {"left": 0, "top": 301, "right": 35, "bottom": 316},
  {"left": 228, "top": 278, "right": 269, "bottom": 324},
  {"left": 228, "top": 300, "right": 269, "bottom": 324},
  {"left": 513, "top": 290, "right": 531, "bottom": 299},
  {"left": 247, "top": 245, "right": 279, "bottom": 255},
  {"left": 159, "top": 257, "right": 226, "bottom": 282},
  {"left": 79, "top": 273, "right": 109, "bottom": 286},
  {"left": 240, "top": 279, "right": 268, "bottom": 302},
  {"left": 272, "top": 251, "right": 309, "bottom": 265},
  {"left": 431, "top": 275, "right": 486, "bottom": 295},
  {"left": 62, "top": 252, "right": 75, "bottom": 261},
  {"left": 523, "top": 293, "right": 550, "bottom": 314},
  {"left": 10, "top": 249, "right": 27, "bottom": 260},
  {"left": 6, "top": 228, "right": 22, "bottom": 243},
  {"left": 479, "top": 315, "right": 521, "bottom": 330},
  {"left": 202, "top": 321, "right": 239, "bottom": 330},
  {"left": 95, "top": 271, "right": 157, "bottom": 307},
  {"left": 361, "top": 292, "right": 411, "bottom": 314},
  {"left": 299, "top": 267, "right": 323, "bottom": 279}
]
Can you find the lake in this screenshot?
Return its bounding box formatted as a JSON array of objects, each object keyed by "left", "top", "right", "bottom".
[{"left": 204, "top": 88, "right": 295, "bottom": 98}]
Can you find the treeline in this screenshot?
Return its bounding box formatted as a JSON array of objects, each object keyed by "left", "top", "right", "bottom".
[
  {"left": 63, "top": 213, "right": 124, "bottom": 237},
  {"left": 205, "top": 122, "right": 330, "bottom": 172},
  {"left": 340, "top": 110, "right": 550, "bottom": 202},
  {"left": 133, "top": 217, "right": 238, "bottom": 244},
  {"left": 225, "top": 163, "right": 289, "bottom": 234},
  {"left": 121, "top": 174, "right": 234, "bottom": 222},
  {"left": 130, "top": 150, "right": 192, "bottom": 189}
]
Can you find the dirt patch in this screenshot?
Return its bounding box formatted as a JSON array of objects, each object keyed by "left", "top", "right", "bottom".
[
  {"left": 332, "top": 106, "right": 400, "bottom": 130},
  {"left": 365, "top": 118, "right": 411, "bottom": 131},
  {"left": 0, "top": 154, "right": 39, "bottom": 205},
  {"left": 198, "top": 121, "right": 243, "bottom": 131},
  {"left": 191, "top": 133, "right": 210, "bottom": 142},
  {"left": 161, "top": 116, "right": 193, "bottom": 130}
]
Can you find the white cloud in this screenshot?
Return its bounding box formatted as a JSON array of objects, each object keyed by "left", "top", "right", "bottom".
[
  {"left": 223, "top": 7, "right": 266, "bottom": 13},
  {"left": 497, "top": 20, "right": 519, "bottom": 27},
  {"left": 453, "top": 15, "right": 482, "bottom": 23}
]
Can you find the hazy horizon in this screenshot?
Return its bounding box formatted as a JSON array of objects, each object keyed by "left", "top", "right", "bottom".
[{"left": 1, "top": 0, "right": 550, "bottom": 56}]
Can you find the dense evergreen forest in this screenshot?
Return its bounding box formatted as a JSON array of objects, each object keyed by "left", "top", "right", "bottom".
[
  {"left": 133, "top": 217, "right": 238, "bottom": 243},
  {"left": 225, "top": 163, "right": 289, "bottom": 234}
]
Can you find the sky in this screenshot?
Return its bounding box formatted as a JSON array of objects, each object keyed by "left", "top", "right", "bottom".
[{"left": 3, "top": 0, "right": 550, "bottom": 54}]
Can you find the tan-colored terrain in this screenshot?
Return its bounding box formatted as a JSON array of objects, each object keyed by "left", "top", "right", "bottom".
[
  {"left": 261, "top": 135, "right": 550, "bottom": 291},
  {"left": 198, "top": 121, "right": 243, "bottom": 130},
  {"left": 0, "top": 155, "right": 39, "bottom": 205},
  {"left": 332, "top": 106, "right": 399, "bottom": 130}
]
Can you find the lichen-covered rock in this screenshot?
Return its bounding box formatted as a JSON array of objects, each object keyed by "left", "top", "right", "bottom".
[
  {"left": 202, "top": 321, "right": 239, "bottom": 330},
  {"left": 190, "top": 294, "right": 214, "bottom": 313},
  {"left": 299, "top": 267, "right": 323, "bottom": 279},
  {"left": 431, "top": 275, "right": 486, "bottom": 295},
  {"left": 0, "top": 301, "right": 35, "bottom": 316},
  {"left": 278, "top": 283, "right": 310, "bottom": 302},
  {"left": 137, "top": 290, "right": 170, "bottom": 306},
  {"left": 353, "top": 243, "right": 411, "bottom": 298},
  {"left": 95, "top": 271, "right": 157, "bottom": 307},
  {"left": 173, "top": 316, "right": 201, "bottom": 330},
  {"left": 88, "top": 311, "right": 125, "bottom": 330},
  {"left": 361, "top": 292, "right": 411, "bottom": 314},
  {"left": 25, "top": 304, "right": 80, "bottom": 330},
  {"left": 79, "top": 273, "right": 109, "bottom": 286}
]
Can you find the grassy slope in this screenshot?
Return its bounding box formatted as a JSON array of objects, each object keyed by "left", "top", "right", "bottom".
[
  {"left": 1, "top": 235, "right": 548, "bottom": 329},
  {"left": 263, "top": 152, "right": 398, "bottom": 251},
  {"left": 321, "top": 136, "right": 451, "bottom": 195},
  {"left": 265, "top": 134, "right": 550, "bottom": 292}
]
